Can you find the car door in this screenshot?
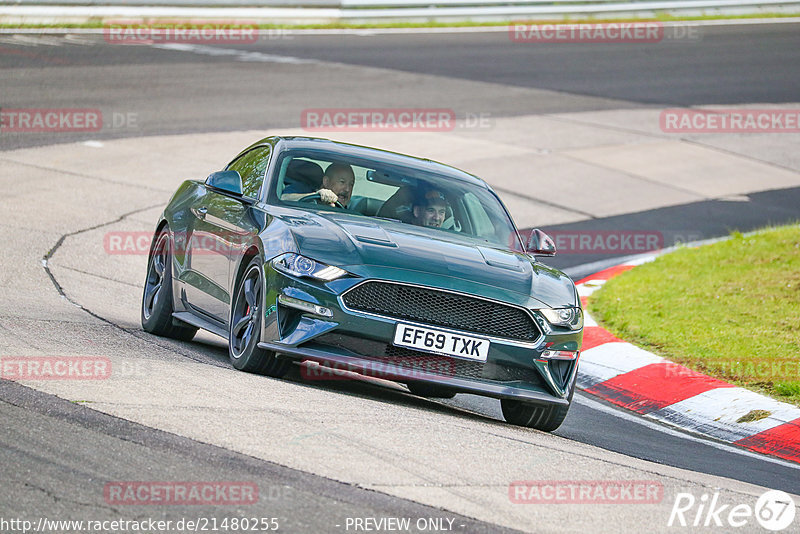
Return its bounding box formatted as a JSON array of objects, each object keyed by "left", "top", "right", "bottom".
[{"left": 183, "top": 145, "right": 271, "bottom": 324}]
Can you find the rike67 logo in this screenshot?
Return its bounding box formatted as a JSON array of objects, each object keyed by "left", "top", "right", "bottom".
[{"left": 669, "top": 490, "right": 796, "bottom": 531}]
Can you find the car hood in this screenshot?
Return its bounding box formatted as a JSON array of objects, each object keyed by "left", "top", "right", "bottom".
[{"left": 282, "top": 211, "right": 577, "bottom": 309}]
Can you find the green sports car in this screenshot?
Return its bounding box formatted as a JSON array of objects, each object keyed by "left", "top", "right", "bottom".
[{"left": 141, "top": 136, "right": 583, "bottom": 431}]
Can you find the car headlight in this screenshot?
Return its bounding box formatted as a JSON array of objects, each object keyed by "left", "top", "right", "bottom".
[
  {"left": 539, "top": 307, "right": 583, "bottom": 331},
  {"left": 272, "top": 253, "right": 347, "bottom": 281}
]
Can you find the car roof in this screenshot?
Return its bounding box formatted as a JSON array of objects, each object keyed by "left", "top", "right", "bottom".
[{"left": 241, "top": 136, "right": 489, "bottom": 189}]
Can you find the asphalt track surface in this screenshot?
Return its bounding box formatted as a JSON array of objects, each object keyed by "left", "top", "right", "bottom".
[
  {"left": 2, "top": 22, "right": 800, "bottom": 533},
  {"left": 3, "top": 22, "right": 800, "bottom": 150}
]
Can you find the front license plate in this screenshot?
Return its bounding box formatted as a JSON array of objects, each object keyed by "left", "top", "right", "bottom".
[{"left": 392, "top": 323, "right": 490, "bottom": 362}]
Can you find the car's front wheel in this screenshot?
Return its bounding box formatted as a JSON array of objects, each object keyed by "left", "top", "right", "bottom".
[
  {"left": 229, "top": 258, "right": 291, "bottom": 377},
  {"left": 501, "top": 385, "right": 573, "bottom": 432},
  {"left": 141, "top": 228, "right": 197, "bottom": 341}
]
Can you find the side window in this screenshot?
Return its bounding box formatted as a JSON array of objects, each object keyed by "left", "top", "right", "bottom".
[{"left": 226, "top": 146, "right": 272, "bottom": 199}]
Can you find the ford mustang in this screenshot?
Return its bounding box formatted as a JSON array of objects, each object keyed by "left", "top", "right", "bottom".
[{"left": 141, "top": 136, "right": 583, "bottom": 431}]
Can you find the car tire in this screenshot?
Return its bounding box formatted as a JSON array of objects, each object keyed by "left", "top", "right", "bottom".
[
  {"left": 229, "top": 257, "right": 291, "bottom": 378},
  {"left": 141, "top": 228, "right": 198, "bottom": 342},
  {"left": 500, "top": 384, "right": 574, "bottom": 432},
  {"left": 406, "top": 382, "right": 457, "bottom": 399}
]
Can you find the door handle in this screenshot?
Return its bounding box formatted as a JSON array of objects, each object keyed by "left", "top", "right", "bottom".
[{"left": 195, "top": 207, "right": 208, "bottom": 219}]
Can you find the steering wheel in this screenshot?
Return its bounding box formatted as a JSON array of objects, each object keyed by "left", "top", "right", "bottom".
[{"left": 298, "top": 192, "right": 345, "bottom": 209}]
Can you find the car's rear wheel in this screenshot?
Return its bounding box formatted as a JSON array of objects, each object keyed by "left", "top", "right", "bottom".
[
  {"left": 501, "top": 385, "right": 573, "bottom": 432},
  {"left": 229, "top": 258, "right": 291, "bottom": 377},
  {"left": 141, "top": 228, "right": 197, "bottom": 341},
  {"left": 406, "top": 382, "right": 457, "bottom": 399}
]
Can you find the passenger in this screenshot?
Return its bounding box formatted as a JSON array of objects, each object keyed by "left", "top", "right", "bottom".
[
  {"left": 412, "top": 189, "right": 448, "bottom": 228},
  {"left": 283, "top": 162, "right": 355, "bottom": 207}
]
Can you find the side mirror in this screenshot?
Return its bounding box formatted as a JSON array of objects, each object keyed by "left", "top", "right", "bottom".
[
  {"left": 526, "top": 229, "right": 557, "bottom": 256},
  {"left": 205, "top": 170, "right": 243, "bottom": 196}
]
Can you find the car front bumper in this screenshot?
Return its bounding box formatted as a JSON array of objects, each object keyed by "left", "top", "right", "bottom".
[
  {"left": 261, "top": 263, "right": 582, "bottom": 404},
  {"left": 258, "top": 340, "right": 572, "bottom": 405}
]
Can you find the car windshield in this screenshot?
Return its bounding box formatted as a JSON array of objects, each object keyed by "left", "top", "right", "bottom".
[{"left": 273, "top": 149, "right": 524, "bottom": 251}]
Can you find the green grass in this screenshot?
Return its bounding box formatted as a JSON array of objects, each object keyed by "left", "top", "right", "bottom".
[
  {"left": 588, "top": 224, "right": 800, "bottom": 406},
  {"left": 1, "top": 12, "right": 799, "bottom": 30}
]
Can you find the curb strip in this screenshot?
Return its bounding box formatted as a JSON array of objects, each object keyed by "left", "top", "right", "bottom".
[{"left": 575, "top": 255, "right": 800, "bottom": 464}]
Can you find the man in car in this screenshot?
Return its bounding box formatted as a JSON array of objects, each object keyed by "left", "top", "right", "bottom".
[
  {"left": 412, "top": 189, "right": 448, "bottom": 228},
  {"left": 282, "top": 162, "right": 355, "bottom": 208}
]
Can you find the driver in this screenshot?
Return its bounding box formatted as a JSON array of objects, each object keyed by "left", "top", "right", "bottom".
[
  {"left": 412, "top": 189, "right": 448, "bottom": 228},
  {"left": 282, "top": 162, "right": 355, "bottom": 208}
]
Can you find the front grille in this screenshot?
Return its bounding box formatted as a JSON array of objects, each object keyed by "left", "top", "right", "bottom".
[
  {"left": 341, "top": 281, "right": 540, "bottom": 342},
  {"left": 311, "top": 333, "right": 544, "bottom": 385},
  {"left": 383, "top": 344, "right": 485, "bottom": 380}
]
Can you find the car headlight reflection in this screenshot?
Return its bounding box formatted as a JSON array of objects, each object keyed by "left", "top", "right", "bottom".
[
  {"left": 539, "top": 307, "right": 583, "bottom": 331},
  {"left": 272, "top": 253, "right": 347, "bottom": 281}
]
